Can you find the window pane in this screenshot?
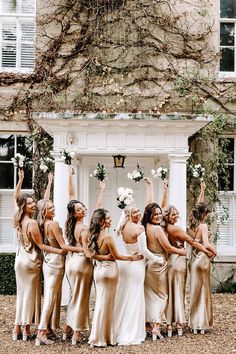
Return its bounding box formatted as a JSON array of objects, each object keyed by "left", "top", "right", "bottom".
[
  {"left": 16, "top": 136, "right": 33, "bottom": 189},
  {"left": 2, "top": 0, "right": 16, "bottom": 13},
  {"left": 0, "top": 163, "right": 14, "bottom": 189},
  {"left": 220, "top": 48, "right": 235, "bottom": 71},
  {"left": 21, "top": 0, "right": 35, "bottom": 14},
  {"left": 220, "top": 23, "right": 235, "bottom": 46},
  {"left": 218, "top": 164, "right": 234, "bottom": 191},
  {"left": 0, "top": 135, "right": 15, "bottom": 161},
  {"left": 21, "top": 43, "right": 35, "bottom": 68},
  {"left": 17, "top": 165, "right": 33, "bottom": 189},
  {"left": 221, "top": 0, "right": 236, "bottom": 18}
]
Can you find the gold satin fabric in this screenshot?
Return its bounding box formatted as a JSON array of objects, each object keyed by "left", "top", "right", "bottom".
[
  {"left": 166, "top": 253, "right": 187, "bottom": 325},
  {"left": 189, "top": 249, "right": 213, "bottom": 330},
  {"left": 14, "top": 240, "right": 42, "bottom": 325},
  {"left": 38, "top": 236, "right": 65, "bottom": 330},
  {"left": 65, "top": 252, "right": 93, "bottom": 331},
  {"left": 89, "top": 260, "right": 118, "bottom": 347},
  {"left": 145, "top": 241, "right": 168, "bottom": 323}
]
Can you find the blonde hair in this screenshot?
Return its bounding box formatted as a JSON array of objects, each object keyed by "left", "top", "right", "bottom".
[
  {"left": 118, "top": 204, "right": 139, "bottom": 232},
  {"left": 37, "top": 199, "right": 50, "bottom": 236}
]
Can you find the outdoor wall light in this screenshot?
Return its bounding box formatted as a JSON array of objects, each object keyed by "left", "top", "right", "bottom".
[{"left": 113, "top": 154, "right": 126, "bottom": 168}]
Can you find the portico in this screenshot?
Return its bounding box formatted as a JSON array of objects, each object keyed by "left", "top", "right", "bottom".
[{"left": 33, "top": 112, "right": 212, "bottom": 232}]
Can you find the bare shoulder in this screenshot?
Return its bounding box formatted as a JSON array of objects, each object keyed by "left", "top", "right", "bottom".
[
  {"left": 137, "top": 224, "right": 145, "bottom": 234},
  {"left": 198, "top": 223, "right": 208, "bottom": 231}
]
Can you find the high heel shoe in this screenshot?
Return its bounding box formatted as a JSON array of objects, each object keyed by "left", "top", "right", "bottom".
[
  {"left": 62, "top": 332, "right": 67, "bottom": 340},
  {"left": 152, "top": 330, "right": 164, "bottom": 340},
  {"left": 167, "top": 328, "right": 172, "bottom": 337},
  {"left": 12, "top": 332, "right": 21, "bottom": 341},
  {"left": 177, "top": 328, "right": 183, "bottom": 336},
  {"left": 35, "top": 337, "right": 54, "bottom": 346},
  {"left": 71, "top": 332, "right": 81, "bottom": 345},
  {"left": 193, "top": 329, "right": 198, "bottom": 335},
  {"left": 200, "top": 329, "right": 205, "bottom": 335},
  {"left": 22, "top": 332, "right": 29, "bottom": 341}
]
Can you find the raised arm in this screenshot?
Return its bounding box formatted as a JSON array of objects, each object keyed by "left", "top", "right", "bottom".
[
  {"left": 95, "top": 181, "right": 106, "bottom": 209},
  {"left": 29, "top": 220, "right": 66, "bottom": 255},
  {"left": 68, "top": 165, "right": 76, "bottom": 200},
  {"left": 200, "top": 224, "right": 217, "bottom": 257},
  {"left": 145, "top": 177, "right": 154, "bottom": 205},
  {"left": 197, "top": 181, "right": 206, "bottom": 204},
  {"left": 161, "top": 181, "right": 168, "bottom": 209},
  {"left": 14, "top": 169, "right": 24, "bottom": 211},
  {"left": 43, "top": 172, "right": 53, "bottom": 200}
]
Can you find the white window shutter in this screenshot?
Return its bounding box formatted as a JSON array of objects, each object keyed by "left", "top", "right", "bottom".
[
  {"left": 217, "top": 194, "right": 232, "bottom": 247},
  {"left": 0, "top": 194, "right": 14, "bottom": 244},
  {"left": 20, "top": 21, "right": 35, "bottom": 68},
  {"left": 21, "top": 0, "right": 35, "bottom": 14},
  {"left": 1, "top": 21, "right": 17, "bottom": 68},
  {"left": 2, "top": 0, "right": 16, "bottom": 13}
]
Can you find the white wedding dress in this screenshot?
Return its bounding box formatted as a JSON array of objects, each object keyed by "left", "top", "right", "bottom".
[{"left": 114, "top": 240, "right": 146, "bottom": 345}]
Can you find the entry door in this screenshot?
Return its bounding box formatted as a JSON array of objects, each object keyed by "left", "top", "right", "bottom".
[{"left": 82, "top": 156, "right": 154, "bottom": 235}]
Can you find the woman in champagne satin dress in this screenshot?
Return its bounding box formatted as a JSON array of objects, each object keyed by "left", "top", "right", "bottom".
[
  {"left": 142, "top": 202, "right": 186, "bottom": 339},
  {"left": 64, "top": 169, "right": 108, "bottom": 345},
  {"left": 13, "top": 170, "right": 53, "bottom": 341},
  {"left": 88, "top": 208, "right": 142, "bottom": 347},
  {"left": 162, "top": 204, "right": 212, "bottom": 336},
  {"left": 36, "top": 199, "right": 83, "bottom": 346},
  {"left": 188, "top": 201, "right": 217, "bottom": 334}
]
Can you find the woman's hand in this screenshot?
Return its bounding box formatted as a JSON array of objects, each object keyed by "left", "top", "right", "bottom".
[
  {"left": 131, "top": 254, "right": 144, "bottom": 261},
  {"left": 18, "top": 169, "right": 24, "bottom": 181},
  {"left": 180, "top": 248, "right": 187, "bottom": 256},
  {"left": 144, "top": 177, "right": 152, "bottom": 185},
  {"left": 48, "top": 172, "right": 53, "bottom": 184},
  {"left": 60, "top": 248, "right": 68, "bottom": 256}
]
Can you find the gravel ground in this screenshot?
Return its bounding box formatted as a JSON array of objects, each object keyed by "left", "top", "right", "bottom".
[{"left": 0, "top": 293, "right": 235, "bottom": 354}]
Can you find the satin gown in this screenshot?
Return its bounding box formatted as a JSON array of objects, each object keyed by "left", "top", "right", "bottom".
[
  {"left": 14, "top": 224, "right": 42, "bottom": 325},
  {"left": 115, "top": 242, "right": 146, "bottom": 345},
  {"left": 38, "top": 231, "right": 65, "bottom": 330},
  {"left": 145, "top": 226, "right": 168, "bottom": 324},
  {"left": 89, "top": 253, "right": 118, "bottom": 347},
  {"left": 189, "top": 234, "right": 213, "bottom": 330},
  {"left": 65, "top": 242, "right": 93, "bottom": 331},
  {"left": 166, "top": 240, "right": 187, "bottom": 325}
]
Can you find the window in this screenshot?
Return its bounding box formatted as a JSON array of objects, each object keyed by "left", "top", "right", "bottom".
[
  {"left": 220, "top": 0, "right": 236, "bottom": 76},
  {"left": 0, "top": 0, "right": 36, "bottom": 72},
  {"left": 217, "top": 136, "right": 236, "bottom": 255},
  {"left": 0, "top": 134, "right": 33, "bottom": 250}
]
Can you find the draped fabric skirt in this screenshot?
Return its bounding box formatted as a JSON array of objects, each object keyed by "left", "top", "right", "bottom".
[
  {"left": 38, "top": 253, "right": 65, "bottom": 330},
  {"left": 89, "top": 261, "right": 118, "bottom": 347},
  {"left": 189, "top": 251, "right": 213, "bottom": 330},
  {"left": 145, "top": 256, "right": 168, "bottom": 323},
  {"left": 166, "top": 254, "right": 187, "bottom": 325},
  {"left": 65, "top": 252, "right": 93, "bottom": 331},
  {"left": 14, "top": 245, "right": 42, "bottom": 325},
  {"left": 115, "top": 259, "right": 146, "bottom": 345}
]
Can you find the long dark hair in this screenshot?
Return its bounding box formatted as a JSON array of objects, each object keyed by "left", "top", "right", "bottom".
[
  {"left": 142, "top": 203, "right": 162, "bottom": 230},
  {"left": 65, "top": 199, "right": 85, "bottom": 245},
  {"left": 88, "top": 208, "right": 108, "bottom": 255},
  {"left": 189, "top": 202, "right": 212, "bottom": 230}
]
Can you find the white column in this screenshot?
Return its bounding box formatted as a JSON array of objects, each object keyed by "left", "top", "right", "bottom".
[{"left": 168, "top": 153, "right": 191, "bottom": 230}]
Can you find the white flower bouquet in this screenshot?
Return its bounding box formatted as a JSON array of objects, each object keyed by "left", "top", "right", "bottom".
[
  {"left": 117, "top": 187, "right": 134, "bottom": 209},
  {"left": 60, "top": 148, "right": 75, "bottom": 165},
  {"left": 90, "top": 162, "right": 107, "bottom": 181},
  {"left": 151, "top": 167, "right": 168, "bottom": 181},
  {"left": 190, "top": 163, "right": 205, "bottom": 181},
  {"left": 11, "top": 153, "right": 26, "bottom": 169},
  {"left": 127, "top": 164, "right": 144, "bottom": 183},
  {"left": 40, "top": 157, "right": 55, "bottom": 173}
]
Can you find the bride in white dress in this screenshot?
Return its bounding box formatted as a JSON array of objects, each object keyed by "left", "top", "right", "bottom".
[{"left": 114, "top": 204, "right": 163, "bottom": 345}]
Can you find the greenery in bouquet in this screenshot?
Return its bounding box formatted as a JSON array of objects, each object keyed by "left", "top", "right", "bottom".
[
  {"left": 151, "top": 166, "right": 168, "bottom": 181},
  {"left": 127, "top": 164, "right": 144, "bottom": 183},
  {"left": 90, "top": 162, "right": 107, "bottom": 181},
  {"left": 39, "top": 156, "right": 55, "bottom": 173},
  {"left": 60, "top": 148, "right": 75, "bottom": 165},
  {"left": 117, "top": 187, "right": 134, "bottom": 209},
  {"left": 188, "top": 163, "right": 205, "bottom": 182},
  {"left": 11, "top": 153, "right": 26, "bottom": 169}
]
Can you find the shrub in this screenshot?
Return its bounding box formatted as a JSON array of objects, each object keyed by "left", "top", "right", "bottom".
[{"left": 0, "top": 253, "right": 16, "bottom": 295}]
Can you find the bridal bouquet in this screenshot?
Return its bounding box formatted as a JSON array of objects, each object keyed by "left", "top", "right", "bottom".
[
  {"left": 189, "top": 163, "right": 205, "bottom": 181},
  {"left": 40, "top": 156, "right": 55, "bottom": 173},
  {"left": 151, "top": 167, "right": 168, "bottom": 181},
  {"left": 117, "top": 187, "right": 134, "bottom": 209},
  {"left": 127, "top": 164, "right": 144, "bottom": 183},
  {"left": 60, "top": 148, "right": 75, "bottom": 165},
  {"left": 90, "top": 162, "right": 107, "bottom": 181},
  {"left": 11, "top": 153, "right": 26, "bottom": 169}
]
